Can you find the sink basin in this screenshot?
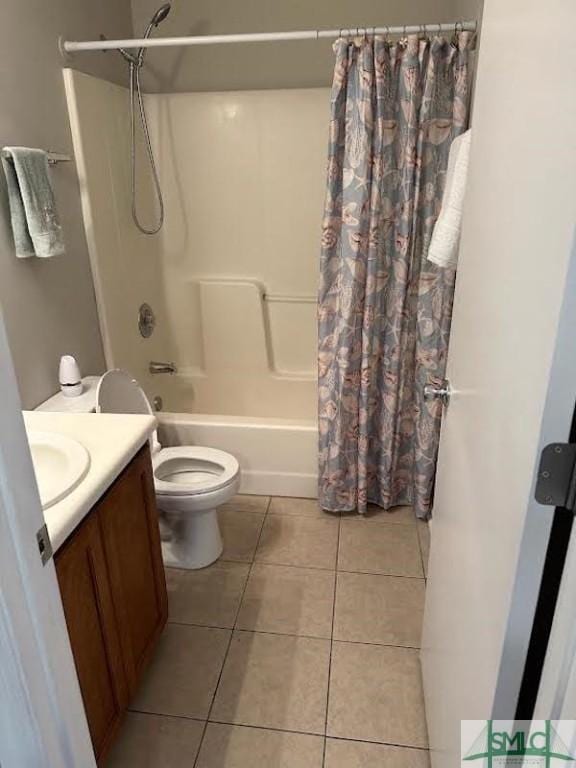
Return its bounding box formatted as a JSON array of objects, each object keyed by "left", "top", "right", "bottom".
[{"left": 27, "top": 431, "right": 90, "bottom": 510}]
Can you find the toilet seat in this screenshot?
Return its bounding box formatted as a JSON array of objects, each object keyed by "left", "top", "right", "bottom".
[{"left": 153, "top": 446, "right": 240, "bottom": 497}]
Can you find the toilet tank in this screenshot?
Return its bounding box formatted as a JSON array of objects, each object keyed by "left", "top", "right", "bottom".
[{"left": 35, "top": 376, "right": 100, "bottom": 413}]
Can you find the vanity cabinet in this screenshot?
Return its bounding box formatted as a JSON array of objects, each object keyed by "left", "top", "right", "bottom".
[{"left": 55, "top": 445, "right": 167, "bottom": 764}]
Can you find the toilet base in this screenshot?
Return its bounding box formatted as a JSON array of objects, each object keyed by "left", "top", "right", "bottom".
[{"left": 160, "top": 507, "right": 223, "bottom": 570}]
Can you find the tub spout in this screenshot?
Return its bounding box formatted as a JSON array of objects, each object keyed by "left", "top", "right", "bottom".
[{"left": 149, "top": 361, "right": 177, "bottom": 375}]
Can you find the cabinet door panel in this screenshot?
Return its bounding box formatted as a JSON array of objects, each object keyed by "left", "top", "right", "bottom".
[
  {"left": 55, "top": 514, "right": 127, "bottom": 762},
  {"left": 98, "top": 446, "right": 168, "bottom": 693}
]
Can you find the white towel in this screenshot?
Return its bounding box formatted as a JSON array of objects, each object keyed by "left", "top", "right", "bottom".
[{"left": 427, "top": 129, "right": 471, "bottom": 269}]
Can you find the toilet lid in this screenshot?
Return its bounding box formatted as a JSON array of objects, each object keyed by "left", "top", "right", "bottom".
[
  {"left": 153, "top": 446, "right": 240, "bottom": 496},
  {"left": 96, "top": 369, "right": 154, "bottom": 416}
]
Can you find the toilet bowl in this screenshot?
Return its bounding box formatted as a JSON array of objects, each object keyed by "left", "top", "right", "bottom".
[{"left": 97, "top": 370, "right": 240, "bottom": 569}]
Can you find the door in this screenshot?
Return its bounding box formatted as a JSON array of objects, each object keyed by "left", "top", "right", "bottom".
[
  {"left": 420, "top": 1, "right": 576, "bottom": 766},
  {"left": 0, "top": 309, "right": 96, "bottom": 768},
  {"left": 98, "top": 446, "right": 168, "bottom": 694},
  {"left": 55, "top": 513, "right": 128, "bottom": 761}
]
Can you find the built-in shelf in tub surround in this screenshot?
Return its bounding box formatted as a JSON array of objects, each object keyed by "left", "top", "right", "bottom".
[{"left": 23, "top": 411, "right": 156, "bottom": 551}]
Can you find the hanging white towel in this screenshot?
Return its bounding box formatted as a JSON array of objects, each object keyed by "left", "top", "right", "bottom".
[{"left": 427, "top": 129, "right": 472, "bottom": 269}]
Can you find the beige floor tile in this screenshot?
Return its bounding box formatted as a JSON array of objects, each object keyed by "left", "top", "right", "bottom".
[
  {"left": 418, "top": 521, "right": 431, "bottom": 577},
  {"left": 255, "top": 514, "right": 339, "bottom": 570},
  {"left": 167, "top": 561, "right": 250, "bottom": 628},
  {"left": 270, "top": 497, "right": 338, "bottom": 519},
  {"left": 338, "top": 520, "right": 423, "bottom": 577},
  {"left": 334, "top": 572, "right": 425, "bottom": 647},
  {"left": 211, "top": 630, "right": 330, "bottom": 734},
  {"left": 131, "top": 624, "right": 230, "bottom": 719},
  {"left": 342, "top": 504, "right": 416, "bottom": 525},
  {"left": 325, "top": 738, "right": 430, "bottom": 767},
  {"left": 106, "top": 712, "right": 204, "bottom": 768},
  {"left": 219, "top": 509, "right": 265, "bottom": 563},
  {"left": 328, "top": 642, "right": 428, "bottom": 747},
  {"left": 236, "top": 563, "right": 335, "bottom": 638},
  {"left": 196, "top": 723, "right": 324, "bottom": 768},
  {"left": 220, "top": 494, "right": 270, "bottom": 515}
]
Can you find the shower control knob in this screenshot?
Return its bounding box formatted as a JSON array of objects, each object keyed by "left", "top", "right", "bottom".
[
  {"left": 138, "top": 303, "right": 156, "bottom": 338},
  {"left": 423, "top": 379, "right": 451, "bottom": 406}
]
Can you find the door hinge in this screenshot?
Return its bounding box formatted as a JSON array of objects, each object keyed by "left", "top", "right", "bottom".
[
  {"left": 36, "top": 524, "right": 53, "bottom": 566},
  {"left": 535, "top": 443, "right": 576, "bottom": 510}
]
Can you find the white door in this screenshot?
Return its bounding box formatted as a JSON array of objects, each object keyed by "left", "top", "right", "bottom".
[
  {"left": 0, "top": 309, "right": 96, "bottom": 768},
  {"left": 420, "top": 1, "right": 576, "bottom": 766}
]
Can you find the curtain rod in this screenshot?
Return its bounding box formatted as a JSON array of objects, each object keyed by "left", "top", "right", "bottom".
[{"left": 62, "top": 21, "right": 476, "bottom": 54}]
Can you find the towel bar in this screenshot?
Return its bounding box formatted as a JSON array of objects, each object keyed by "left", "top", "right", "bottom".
[{"left": 1, "top": 150, "right": 72, "bottom": 166}]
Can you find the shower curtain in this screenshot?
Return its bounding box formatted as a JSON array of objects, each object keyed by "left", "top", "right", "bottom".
[{"left": 318, "top": 32, "right": 472, "bottom": 518}]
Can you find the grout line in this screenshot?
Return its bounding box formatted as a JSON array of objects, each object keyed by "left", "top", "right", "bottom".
[
  {"left": 338, "top": 518, "right": 417, "bottom": 527},
  {"left": 206, "top": 719, "right": 430, "bottom": 752},
  {"left": 206, "top": 718, "right": 326, "bottom": 738},
  {"left": 127, "top": 709, "right": 206, "bottom": 725},
  {"left": 165, "top": 620, "right": 422, "bottom": 650},
  {"left": 126, "top": 709, "right": 429, "bottom": 752},
  {"left": 336, "top": 568, "right": 425, "bottom": 581},
  {"left": 324, "top": 732, "right": 430, "bottom": 752},
  {"left": 192, "top": 498, "right": 270, "bottom": 768},
  {"left": 322, "top": 513, "right": 340, "bottom": 768},
  {"left": 266, "top": 512, "right": 341, "bottom": 522},
  {"left": 172, "top": 557, "right": 424, "bottom": 580},
  {"left": 226, "top": 561, "right": 337, "bottom": 575}
]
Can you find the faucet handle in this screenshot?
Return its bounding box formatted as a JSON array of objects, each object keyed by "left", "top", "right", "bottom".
[{"left": 149, "top": 361, "right": 177, "bottom": 375}]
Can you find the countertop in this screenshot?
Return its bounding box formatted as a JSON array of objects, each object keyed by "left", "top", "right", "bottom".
[{"left": 23, "top": 411, "right": 157, "bottom": 552}]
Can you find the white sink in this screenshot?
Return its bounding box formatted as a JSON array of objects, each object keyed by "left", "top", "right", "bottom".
[{"left": 27, "top": 431, "right": 90, "bottom": 510}]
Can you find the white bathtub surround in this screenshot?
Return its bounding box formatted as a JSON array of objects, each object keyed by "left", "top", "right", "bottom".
[
  {"left": 23, "top": 411, "right": 156, "bottom": 551},
  {"left": 64, "top": 70, "right": 325, "bottom": 420},
  {"left": 158, "top": 412, "right": 318, "bottom": 498}
]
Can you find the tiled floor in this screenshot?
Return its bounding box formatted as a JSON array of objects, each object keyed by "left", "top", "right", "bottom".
[{"left": 107, "top": 496, "right": 430, "bottom": 768}]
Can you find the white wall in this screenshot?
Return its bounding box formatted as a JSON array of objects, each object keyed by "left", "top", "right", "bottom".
[
  {"left": 131, "top": 0, "right": 481, "bottom": 92},
  {"left": 0, "top": 0, "right": 133, "bottom": 408}
]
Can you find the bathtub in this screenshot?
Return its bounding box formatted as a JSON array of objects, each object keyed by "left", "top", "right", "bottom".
[{"left": 157, "top": 412, "right": 318, "bottom": 498}]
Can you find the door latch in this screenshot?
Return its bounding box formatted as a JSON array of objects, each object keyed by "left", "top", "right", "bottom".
[
  {"left": 36, "top": 524, "right": 53, "bottom": 566},
  {"left": 423, "top": 379, "right": 451, "bottom": 407},
  {"left": 534, "top": 443, "right": 576, "bottom": 510}
]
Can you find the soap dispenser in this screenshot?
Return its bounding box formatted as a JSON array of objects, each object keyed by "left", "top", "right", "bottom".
[{"left": 59, "top": 355, "right": 83, "bottom": 397}]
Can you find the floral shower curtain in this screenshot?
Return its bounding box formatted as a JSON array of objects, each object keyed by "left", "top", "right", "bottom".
[{"left": 318, "top": 32, "right": 472, "bottom": 518}]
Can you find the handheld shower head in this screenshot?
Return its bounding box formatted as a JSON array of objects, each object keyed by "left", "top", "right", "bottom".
[
  {"left": 138, "top": 3, "right": 171, "bottom": 64},
  {"left": 150, "top": 3, "right": 171, "bottom": 27}
]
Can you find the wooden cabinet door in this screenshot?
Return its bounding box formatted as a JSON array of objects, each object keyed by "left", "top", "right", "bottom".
[
  {"left": 98, "top": 446, "right": 168, "bottom": 694},
  {"left": 55, "top": 514, "right": 127, "bottom": 763}
]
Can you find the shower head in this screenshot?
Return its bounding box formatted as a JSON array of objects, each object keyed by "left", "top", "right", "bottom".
[
  {"left": 149, "top": 3, "right": 171, "bottom": 27},
  {"left": 143, "top": 3, "right": 171, "bottom": 39},
  {"left": 138, "top": 3, "right": 172, "bottom": 65}
]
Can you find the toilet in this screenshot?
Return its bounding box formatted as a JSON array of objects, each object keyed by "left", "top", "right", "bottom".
[{"left": 97, "top": 369, "right": 240, "bottom": 569}]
